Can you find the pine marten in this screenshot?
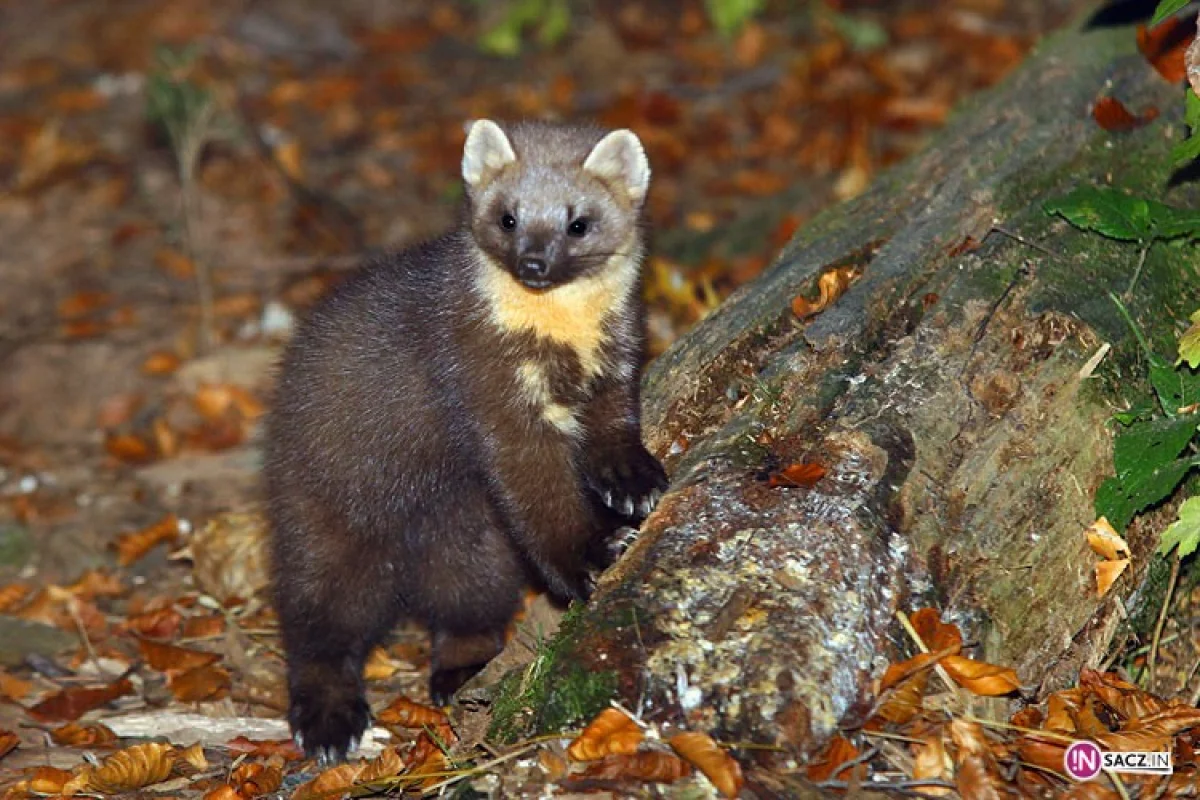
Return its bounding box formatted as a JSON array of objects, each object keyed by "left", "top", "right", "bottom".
[{"left": 263, "top": 119, "right": 668, "bottom": 761}]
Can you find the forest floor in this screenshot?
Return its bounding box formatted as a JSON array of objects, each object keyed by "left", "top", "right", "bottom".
[{"left": 0, "top": 0, "right": 1126, "bottom": 796}]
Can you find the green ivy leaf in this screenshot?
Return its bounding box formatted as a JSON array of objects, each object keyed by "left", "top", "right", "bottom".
[
  {"left": 1158, "top": 495, "right": 1200, "bottom": 557},
  {"left": 1096, "top": 457, "right": 1198, "bottom": 532},
  {"left": 1152, "top": 0, "right": 1192, "bottom": 26},
  {"left": 1112, "top": 414, "right": 1198, "bottom": 476},
  {"left": 1113, "top": 399, "right": 1157, "bottom": 426},
  {"left": 1149, "top": 361, "right": 1200, "bottom": 412},
  {"left": 1044, "top": 186, "right": 1200, "bottom": 242}
]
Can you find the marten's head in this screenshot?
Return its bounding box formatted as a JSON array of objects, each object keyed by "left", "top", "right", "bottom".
[{"left": 462, "top": 119, "right": 649, "bottom": 291}]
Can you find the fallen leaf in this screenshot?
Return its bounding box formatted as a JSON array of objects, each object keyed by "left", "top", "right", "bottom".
[
  {"left": 1086, "top": 517, "right": 1130, "bottom": 561},
  {"left": 230, "top": 762, "right": 283, "bottom": 797},
  {"left": 188, "top": 511, "right": 272, "bottom": 602},
  {"left": 1138, "top": 17, "right": 1190, "bottom": 83},
  {"left": 223, "top": 736, "right": 304, "bottom": 761},
  {"left": 0, "top": 671, "right": 32, "bottom": 700},
  {"left": 568, "top": 708, "right": 644, "bottom": 761},
  {"left": 28, "top": 765, "right": 75, "bottom": 795},
  {"left": 668, "top": 732, "right": 743, "bottom": 799},
  {"left": 142, "top": 352, "right": 182, "bottom": 376},
  {"left": 104, "top": 432, "right": 155, "bottom": 464},
  {"left": 138, "top": 638, "right": 221, "bottom": 674},
  {"left": 202, "top": 785, "right": 245, "bottom": 800},
  {"left": 1096, "top": 558, "right": 1130, "bottom": 597},
  {"left": 869, "top": 670, "right": 930, "bottom": 726},
  {"left": 181, "top": 613, "right": 226, "bottom": 639},
  {"left": 940, "top": 655, "right": 1021, "bottom": 696},
  {"left": 167, "top": 664, "right": 231, "bottom": 702},
  {"left": 78, "top": 742, "right": 175, "bottom": 794},
  {"left": 911, "top": 734, "right": 953, "bottom": 795},
  {"left": 1092, "top": 96, "right": 1158, "bottom": 132},
  {"left": 175, "top": 743, "right": 208, "bottom": 770},
  {"left": 363, "top": 647, "right": 400, "bottom": 681},
  {"left": 58, "top": 290, "right": 113, "bottom": 319},
  {"left": 29, "top": 678, "right": 134, "bottom": 723},
  {"left": 805, "top": 734, "right": 860, "bottom": 782},
  {"left": 581, "top": 751, "right": 692, "bottom": 783},
  {"left": 114, "top": 515, "right": 180, "bottom": 566},
  {"left": 0, "top": 584, "right": 31, "bottom": 613},
  {"left": 375, "top": 696, "right": 447, "bottom": 728},
  {"left": 791, "top": 266, "right": 859, "bottom": 319},
  {"left": 50, "top": 722, "right": 118, "bottom": 747},
  {"left": 909, "top": 608, "right": 963, "bottom": 651},
  {"left": 292, "top": 763, "right": 362, "bottom": 800},
  {"left": 358, "top": 748, "right": 405, "bottom": 782},
  {"left": 122, "top": 606, "right": 182, "bottom": 639},
  {"left": 768, "top": 462, "right": 826, "bottom": 488},
  {"left": 0, "top": 730, "right": 17, "bottom": 761},
  {"left": 155, "top": 247, "right": 195, "bottom": 280},
  {"left": 65, "top": 569, "right": 124, "bottom": 599}
]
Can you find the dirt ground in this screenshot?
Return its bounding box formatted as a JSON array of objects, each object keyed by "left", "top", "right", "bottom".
[{"left": 0, "top": 0, "right": 1096, "bottom": 796}]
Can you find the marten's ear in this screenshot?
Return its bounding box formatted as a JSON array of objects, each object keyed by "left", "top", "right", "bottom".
[
  {"left": 583, "top": 129, "right": 650, "bottom": 206},
  {"left": 462, "top": 120, "right": 517, "bottom": 189}
]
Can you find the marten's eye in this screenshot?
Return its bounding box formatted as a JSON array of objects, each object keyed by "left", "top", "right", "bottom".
[
  {"left": 567, "top": 217, "right": 589, "bottom": 237},
  {"left": 500, "top": 213, "right": 517, "bottom": 231}
]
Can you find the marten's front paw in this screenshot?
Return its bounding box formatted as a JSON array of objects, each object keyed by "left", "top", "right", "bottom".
[
  {"left": 290, "top": 688, "right": 371, "bottom": 765},
  {"left": 586, "top": 445, "right": 668, "bottom": 521}
]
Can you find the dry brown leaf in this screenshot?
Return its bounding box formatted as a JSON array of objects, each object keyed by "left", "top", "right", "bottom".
[
  {"left": 123, "top": 606, "right": 182, "bottom": 639},
  {"left": 1085, "top": 517, "right": 1130, "bottom": 561},
  {"left": 141, "top": 351, "right": 182, "bottom": 376},
  {"left": 203, "top": 785, "right": 245, "bottom": 800},
  {"left": 181, "top": 613, "right": 226, "bottom": 639},
  {"left": 910, "top": 608, "right": 963, "bottom": 651},
  {"left": 805, "top": 734, "right": 860, "bottom": 782},
  {"left": 568, "top": 708, "right": 644, "bottom": 762},
  {"left": 767, "top": 461, "right": 826, "bottom": 488},
  {"left": 941, "top": 655, "right": 1021, "bottom": 696},
  {"left": 80, "top": 742, "right": 175, "bottom": 794},
  {"left": 104, "top": 432, "right": 155, "bottom": 464},
  {"left": 911, "top": 734, "right": 953, "bottom": 795},
  {"left": 1095, "top": 558, "right": 1130, "bottom": 597},
  {"left": 57, "top": 290, "right": 113, "bottom": 319},
  {"left": 230, "top": 762, "right": 282, "bottom": 797},
  {"left": 193, "top": 384, "right": 235, "bottom": 421},
  {"left": 791, "top": 266, "right": 859, "bottom": 320},
  {"left": 0, "top": 730, "right": 17, "bottom": 761},
  {"left": 879, "top": 647, "right": 956, "bottom": 693},
  {"left": 292, "top": 763, "right": 362, "bottom": 800},
  {"left": 870, "top": 670, "right": 929, "bottom": 726},
  {"left": 189, "top": 511, "right": 272, "bottom": 603},
  {"left": 358, "top": 747, "right": 405, "bottom": 783},
  {"left": 224, "top": 736, "right": 304, "bottom": 761},
  {"left": 155, "top": 247, "right": 195, "bottom": 280},
  {"left": 1091, "top": 96, "right": 1157, "bottom": 132},
  {"left": 28, "top": 765, "right": 74, "bottom": 795},
  {"left": 168, "top": 664, "right": 231, "bottom": 702},
  {"left": 581, "top": 751, "right": 692, "bottom": 783},
  {"left": 50, "top": 722, "right": 118, "bottom": 747},
  {"left": 0, "top": 584, "right": 31, "bottom": 613},
  {"left": 114, "top": 515, "right": 180, "bottom": 566},
  {"left": 66, "top": 569, "right": 124, "bottom": 599},
  {"left": 29, "top": 678, "right": 134, "bottom": 723},
  {"left": 376, "top": 695, "right": 447, "bottom": 729},
  {"left": 949, "top": 720, "right": 1006, "bottom": 798},
  {"left": 669, "top": 732, "right": 742, "bottom": 798},
  {"left": 138, "top": 638, "right": 220, "bottom": 674},
  {"left": 362, "top": 647, "right": 399, "bottom": 681},
  {"left": 0, "top": 671, "right": 32, "bottom": 700},
  {"left": 1137, "top": 17, "right": 1190, "bottom": 83}
]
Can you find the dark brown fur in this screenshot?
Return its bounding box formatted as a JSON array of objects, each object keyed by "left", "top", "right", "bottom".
[{"left": 263, "top": 121, "right": 666, "bottom": 760}]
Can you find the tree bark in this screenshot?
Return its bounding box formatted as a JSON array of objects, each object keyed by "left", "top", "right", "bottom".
[{"left": 473, "top": 19, "right": 1200, "bottom": 760}]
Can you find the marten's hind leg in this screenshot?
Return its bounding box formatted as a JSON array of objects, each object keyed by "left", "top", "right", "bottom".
[{"left": 406, "top": 493, "right": 525, "bottom": 705}]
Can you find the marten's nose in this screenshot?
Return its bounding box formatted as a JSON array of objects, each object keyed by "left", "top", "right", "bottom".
[{"left": 517, "top": 257, "right": 550, "bottom": 286}]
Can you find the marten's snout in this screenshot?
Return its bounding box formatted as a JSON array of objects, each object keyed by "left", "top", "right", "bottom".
[{"left": 517, "top": 256, "right": 550, "bottom": 288}]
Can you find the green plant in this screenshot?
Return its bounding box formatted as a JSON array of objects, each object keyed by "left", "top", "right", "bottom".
[
  {"left": 705, "top": 0, "right": 765, "bottom": 37},
  {"left": 145, "top": 45, "right": 233, "bottom": 352},
  {"left": 475, "top": 0, "right": 570, "bottom": 57}
]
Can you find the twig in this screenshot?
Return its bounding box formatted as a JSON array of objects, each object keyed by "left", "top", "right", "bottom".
[
  {"left": 1125, "top": 243, "right": 1151, "bottom": 298},
  {"left": 1146, "top": 556, "right": 1181, "bottom": 693},
  {"left": 894, "top": 610, "right": 959, "bottom": 696}
]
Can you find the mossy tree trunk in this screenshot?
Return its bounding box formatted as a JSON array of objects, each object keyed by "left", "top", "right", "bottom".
[{"left": 479, "top": 20, "right": 1200, "bottom": 758}]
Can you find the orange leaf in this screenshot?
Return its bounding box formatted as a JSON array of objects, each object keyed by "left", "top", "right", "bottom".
[
  {"left": 0, "top": 730, "right": 17, "bottom": 761},
  {"left": 668, "top": 732, "right": 743, "bottom": 799},
  {"left": 879, "top": 647, "right": 957, "bottom": 693},
  {"left": 292, "top": 763, "right": 362, "bottom": 800},
  {"left": 805, "top": 735, "right": 860, "bottom": 782},
  {"left": 57, "top": 291, "right": 113, "bottom": 319},
  {"left": 79, "top": 742, "right": 175, "bottom": 793},
  {"left": 203, "top": 785, "right": 245, "bottom": 800},
  {"left": 167, "top": 664, "right": 231, "bottom": 702},
  {"left": 581, "top": 751, "right": 692, "bottom": 783},
  {"left": 122, "top": 606, "right": 182, "bottom": 639},
  {"left": 869, "top": 670, "right": 929, "bottom": 726},
  {"left": 223, "top": 736, "right": 304, "bottom": 761},
  {"left": 50, "top": 722, "right": 118, "bottom": 747},
  {"left": 568, "top": 708, "right": 644, "bottom": 762},
  {"left": 358, "top": 748, "right": 405, "bottom": 783},
  {"left": 940, "top": 655, "right": 1021, "bottom": 696},
  {"left": 768, "top": 461, "right": 826, "bottom": 488},
  {"left": 791, "top": 266, "right": 859, "bottom": 320},
  {"left": 104, "top": 432, "right": 155, "bottom": 464},
  {"left": 141, "top": 352, "right": 182, "bottom": 376},
  {"left": 29, "top": 678, "right": 134, "bottom": 723},
  {"left": 154, "top": 247, "right": 195, "bottom": 280},
  {"left": 1096, "top": 559, "right": 1130, "bottom": 597},
  {"left": 1092, "top": 96, "right": 1158, "bottom": 132},
  {"left": 910, "top": 608, "right": 963, "bottom": 651},
  {"left": 65, "top": 569, "right": 124, "bottom": 599},
  {"left": 1085, "top": 517, "right": 1130, "bottom": 560},
  {"left": 0, "top": 671, "right": 32, "bottom": 700},
  {"left": 114, "top": 515, "right": 180, "bottom": 566},
  {"left": 230, "top": 762, "right": 283, "bottom": 797},
  {"left": 375, "top": 696, "right": 448, "bottom": 728},
  {"left": 181, "top": 613, "right": 226, "bottom": 639},
  {"left": 1138, "top": 18, "right": 1190, "bottom": 83},
  {"left": 0, "top": 584, "right": 31, "bottom": 612},
  {"left": 29, "top": 765, "right": 75, "bottom": 795},
  {"left": 138, "top": 638, "right": 220, "bottom": 674}
]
